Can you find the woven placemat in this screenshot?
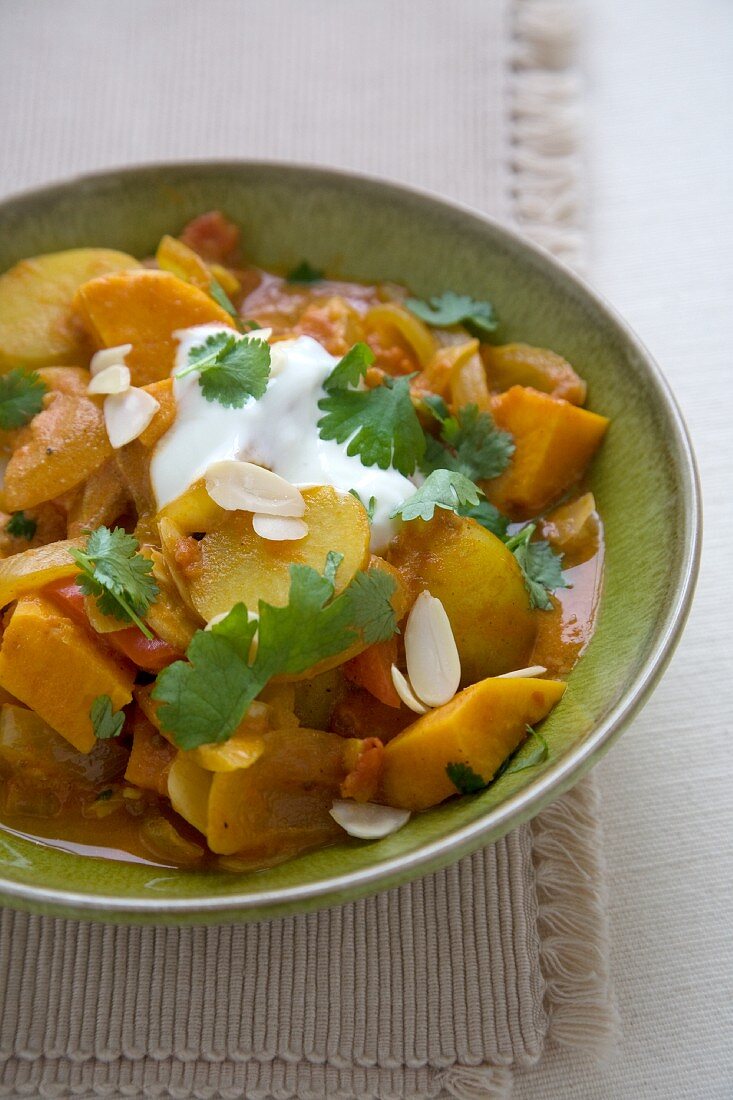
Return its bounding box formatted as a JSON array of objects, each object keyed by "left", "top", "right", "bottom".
[{"left": 0, "top": 2, "right": 617, "bottom": 1096}]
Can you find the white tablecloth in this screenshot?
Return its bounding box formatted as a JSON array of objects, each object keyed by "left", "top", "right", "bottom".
[{"left": 516, "top": 0, "right": 733, "bottom": 1096}]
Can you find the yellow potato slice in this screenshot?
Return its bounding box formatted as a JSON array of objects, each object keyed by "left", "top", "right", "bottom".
[
  {"left": 0, "top": 248, "right": 140, "bottom": 370},
  {"left": 388, "top": 511, "right": 537, "bottom": 683},
  {"left": 187, "top": 485, "right": 370, "bottom": 621}
]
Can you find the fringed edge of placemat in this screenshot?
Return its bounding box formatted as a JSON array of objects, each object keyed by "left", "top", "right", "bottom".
[
  {"left": 507, "top": 0, "right": 620, "bottom": 1073},
  {"left": 509, "top": 0, "right": 585, "bottom": 269}
]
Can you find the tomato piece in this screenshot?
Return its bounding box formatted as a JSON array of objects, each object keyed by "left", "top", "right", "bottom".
[{"left": 43, "top": 579, "right": 182, "bottom": 672}]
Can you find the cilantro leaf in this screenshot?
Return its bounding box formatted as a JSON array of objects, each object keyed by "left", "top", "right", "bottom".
[
  {"left": 70, "top": 526, "right": 159, "bottom": 638},
  {"left": 392, "top": 469, "right": 480, "bottom": 523},
  {"left": 446, "top": 761, "right": 487, "bottom": 795},
  {"left": 421, "top": 403, "right": 514, "bottom": 482},
  {"left": 0, "top": 368, "right": 47, "bottom": 430},
  {"left": 504, "top": 524, "right": 568, "bottom": 610},
  {"left": 286, "top": 260, "right": 324, "bottom": 284},
  {"left": 318, "top": 372, "right": 425, "bottom": 477},
  {"left": 348, "top": 489, "right": 377, "bottom": 523},
  {"left": 457, "top": 499, "right": 509, "bottom": 538},
  {"left": 421, "top": 393, "right": 450, "bottom": 422},
  {"left": 90, "top": 695, "right": 125, "bottom": 740},
  {"left": 176, "top": 332, "right": 271, "bottom": 408},
  {"left": 153, "top": 623, "right": 260, "bottom": 749},
  {"left": 209, "top": 276, "right": 240, "bottom": 324},
  {"left": 153, "top": 558, "right": 397, "bottom": 749},
  {"left": 323, "top": 342, "right": 374, "bottom": 393},
  {"left": 406, "top": 291, "right": 498, "bottom": 339},
  {"left": 5, "top": 511, "right": 36, "bottom": 540},
  {"left": 495, "top": 726, "right": 549, "bottom": 778},
  {"left": 323, "top": 550, "right": 344, "bottom": 586}
]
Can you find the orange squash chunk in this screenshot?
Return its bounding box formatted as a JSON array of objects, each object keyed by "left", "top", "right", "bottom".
[
  {"left": 73, "top": 269, "right": 235, "bottom": 386},
  {"left": 2, "top": 368, "right": 111, "bottom": 510},
  {"left": 380, "top": 676, "right": 566, "bottom": 810},
  {"left": 0, "top": 595, "right": 134, "bottom": 753},
  {"left": 486, "top": 386, "right": 609, "bottom": 518},
  {"left": 137, "top": 378, "right": 176, "bottom": 448}
]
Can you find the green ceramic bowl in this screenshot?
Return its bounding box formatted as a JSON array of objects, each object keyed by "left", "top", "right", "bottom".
[{"left": 0, "top": 163, "right": 700, "bottom": 923}]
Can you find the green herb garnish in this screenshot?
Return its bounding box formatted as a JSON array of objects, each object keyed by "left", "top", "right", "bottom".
[
  {"left": 209, "top": 276, "right": 240, "bottom": 324},
  {"left": 153, "top": 556, "right": 397, "bottom": 749},
  {"left": 348, "top": 488, "right": 377, "bottom": 523},
  {"left": 6, "top": 511, "right": 36, "bottom": 540},
  {"left": 422, "top": 402, "right": 514, "bottom": 482},
  {"left": 318, "top": 343, "right": 425, "bottom": 476},
  {"left": 286, "top": 260, "right": 324, "bottom": 284},
  {"left": 457, "top": 499, "right": 509, "bottom": 538},
  {"left": 392, "top": 469, "right": 481, "bottom": 523},
  {"left": 90, "top": 695, "right": 125, "bottom": 740},
  {"left": 504, "top": 524, "right": 568, "bottom": 610},
  {"left": 406, "top": 291, "right": 498, "bottom": 339},
  {"left": 446, "top": 762, "right": 487, "bottom": 794},
  {"left": 0, "top": 368, "right": 47, "bottom": 430},
  {"left": 495, "top": 727, "right": 549, "bottom": 778},
  {"left": 175, "top": 331, "right": 271, "bottom": 408},
  {"left": 71, "top": 526, "right": 159, "bottom": 638}
]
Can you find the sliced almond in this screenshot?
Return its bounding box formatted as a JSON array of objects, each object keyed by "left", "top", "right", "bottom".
[
  {"left": 252, "top": 514, "right": 308, "bottom": 541},
  {"left": 404, "top": 591, "right": 461, "bottom": 708},
  {"left": 268, "top": 339, "right": 297, "bottom": 376},
  {"left": 498, "top": 665, "right": 547, "bottom": 679},
  {"left": 103, "top": 387, "right": 160, "bottom": 449},
  {"left": 390, "top": 665, "right": 430, "bottom": 715},
  {"left": 90, "top": 343, "right": 132, "bottom": 376},
  {"left": 329, "top": 800, "right": 410, "bottom": 839},
  {"left": 205, "top": 460, "right": 306, "bottom": 517},
  {"left": 87, "top": 364, "right": 131, "bottom": 395}
]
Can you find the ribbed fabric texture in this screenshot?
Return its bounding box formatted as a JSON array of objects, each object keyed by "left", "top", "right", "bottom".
[
  {"left": 0, "top": 842, "right": 544, "bottom": 1098},
  {"left": 0, "top": 2, "right": 614, "bottom": 1097}
]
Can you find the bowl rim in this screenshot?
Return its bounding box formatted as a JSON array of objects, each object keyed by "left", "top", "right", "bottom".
[{"left": 0, "top": 160, "right": 702, "bottom": 917}]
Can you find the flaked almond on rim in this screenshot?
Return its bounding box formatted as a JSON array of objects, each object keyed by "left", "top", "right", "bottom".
[
  {"left": 404, "top": 590, "right": 461, "bottom": 708},
  {"left": 205, "top": 459, "right": 306, "bottom": 517}
]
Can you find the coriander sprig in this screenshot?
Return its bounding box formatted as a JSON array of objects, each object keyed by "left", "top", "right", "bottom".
[
  {"left": 90, "top": 695, "right": 125, "bottom": 740},
  {"left": 176, "top": 331, "right": 271, "bottom": 408},
  {"left": 153, "top": 556, "right": 397, "bottom": 749},
  {"left": 70, "top": 526, "right": 159, "bottom": 639},
  {"left": 421, "top": 402, "right": 514, "bottom": 482},
  {"left": 406, "top": 291, "right": 498, "bottom": 339},
  {"left": 317, "top": 343, "right": 426, "bottom": 476},
  {"left": 504, "top": 524, "right": 568, "bottom": 610},
  {"left": 0, "top": 368, "right": 47, "bottom": 430}
]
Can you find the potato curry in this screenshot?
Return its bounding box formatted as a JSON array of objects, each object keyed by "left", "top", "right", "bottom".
[{"left": 0, "top": 212, "right": 608, "bottom": 871}]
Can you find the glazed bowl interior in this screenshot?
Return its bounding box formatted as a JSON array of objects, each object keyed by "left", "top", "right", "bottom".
[{"left": 0, "top": 163, "right": 699, "bottom": 922}]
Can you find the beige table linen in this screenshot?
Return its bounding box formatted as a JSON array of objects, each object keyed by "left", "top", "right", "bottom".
[{"left": 0, "top": 2, "right": 616, "bottom": 1097}]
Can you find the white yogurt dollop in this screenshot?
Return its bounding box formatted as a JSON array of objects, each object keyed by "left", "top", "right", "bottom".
[{"left": 150, "top": 325, "right": 415, "bottom": 552}]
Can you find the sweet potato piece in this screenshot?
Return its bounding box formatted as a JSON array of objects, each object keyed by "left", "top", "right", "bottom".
[
  {"left": 0, "top": 538, "right": 83, "bottom": 608},
  {"left": 388, "top": 511, "right": 537, "bottom": 683},
  {"left": 0, "top": 248, "right": 140, "bottom": 371},
  {"left": 206, "top": 727, "right": 345, "bottom": 859},
  {"left": 0, "top": 595, "right": 134, "bottom": 752},
  {"left": 124, "top": 714, "right": 176, "bottom": 797},
  {"left": 2, "top": 370, "right": 111, "bottom": 509},
  {"left": 66, "top": 458, "right": 129, "bottom": 538},
  {"left": 73, "top": 270, "right": 235, "bottom": 386},
  {"left": 483, "top": 344, "right": 587, "bottom": 405},
  {"left": 344, "top": 637, "right": 402, "bottom": 708},
  {"left": 381, "top": 676, "right": 566, "bottom": 810},
  {"left": 137, "top": 378, "right": 176, "bottom": 448},
  {"left": 486, "top": 386, "right": 609, "bottom": 518}
]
